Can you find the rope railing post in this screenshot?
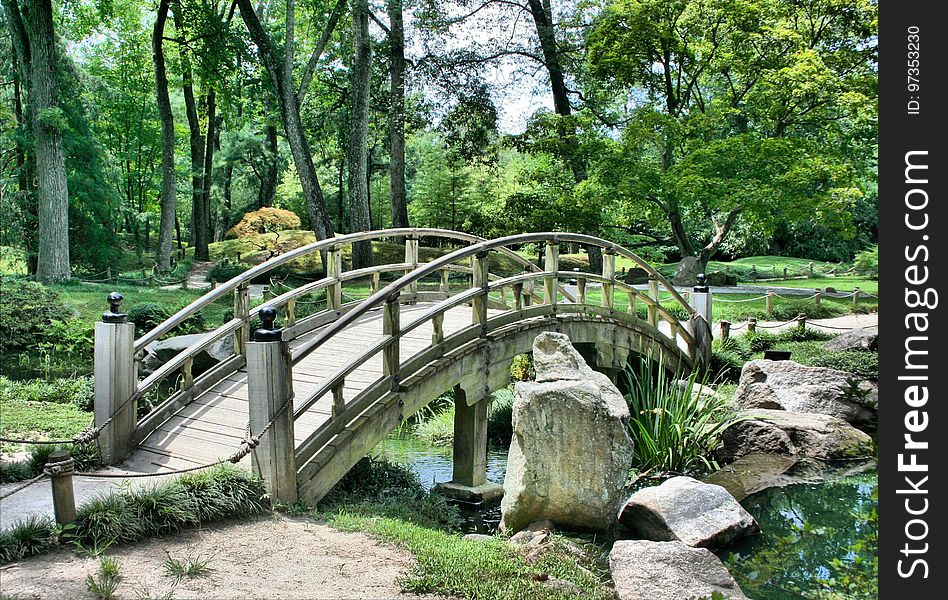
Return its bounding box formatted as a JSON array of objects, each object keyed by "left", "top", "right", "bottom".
[
  {"left": 796, "top": 314, "right": 807, "bottom": 330},
  {"left": 765, "top": 291, "right": 775, "bottom": 317},
  {"left": 748, "top": 318, "right": 758, "bottom": 334},
  {"left": 647, "top": 276, "right": 660, "bottom": 327},
  {"left": 405, "top": 235, "right": 419, "bottom": 299},
  {"left": 472, "top": 251, "right": 490, "bottom": 332},
  {"left": 601, "top": 249, "right": 615, "bottom": 309},
  {"left": 853, "top": 287, "right": 861, "bottom": 309},
  {"left": 814, "top": 291, "right": 822, "bottom": 308},
  {"left": 808, "top": 262, "right": 814, "bottom": 278},
  {"left": 94, "top": 293, "right": 137, "bottom": 465},
  {"left": 720, "top": 320, "right": 731, "bottom": 343},
  {"left": 327, "top": 246, "right": 342, "bottom": 311},
  {"left": 383, "top": 293, "right": 401, "bottom": 391},
  {"left": 544, "top": 241, "right": 559, "bottom": 306},
  {"left": 689, "top": 275, "right": 713, "bottom": 371},
  {"left": 234, "top": 282, "right": 251, "bottom": 356},
  {"left": 46, "top": 451, "right": 76, "bottom": 526},
  {"left": 246, "top": 306, "right": 297, "bottom": 505}
]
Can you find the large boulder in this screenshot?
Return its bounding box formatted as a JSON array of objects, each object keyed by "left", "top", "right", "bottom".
[
  {"left": 623, "top": 267, "right": 650, "bottom": 285},
  {"left": 824, "top": 328, "right": 878, "bottom": 352},
  {"left": 500, "top": 333, "right": 635, "bottom": 533},
  {"left": 610, "top": 540, "right": 748, "bottom": 600},
  {"left": 672, "top": 256, "right": 702, "bottom": 286},
  {"left": 618, "top": 476, "right": 758, "bottom": 548},
  {"left": 141, "top": 333, "right": 235, "bottom": 377},
  {"left": 734, "top": 360, "right": 877, "bottom": 425},
  {"left": 705, "top": 270, "right": 737, "bottom": 286},
  {"left": 718, "top": 409, "right": 875, "bottom": 463}
]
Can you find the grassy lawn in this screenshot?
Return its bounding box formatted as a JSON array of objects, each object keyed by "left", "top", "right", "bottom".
[
  {"left": 0, "top": 399, "right": 91, "bottom": 450},
  {"left": 757, "top": 276, "right": 878, "bottom": 295},
  {"left": 50, "top": 282, "right": 233, "bottom": 326}
]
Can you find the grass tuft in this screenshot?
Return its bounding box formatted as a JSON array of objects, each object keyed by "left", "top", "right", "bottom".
[
  {"left": 163, "top": 545, "right": 214, "bottom": 580},
  {"left": 86, "top": 556, "right": 122, "bottom": 600},
  {"left": 0, "top": 515, "right": 58, "bottom": 563}
]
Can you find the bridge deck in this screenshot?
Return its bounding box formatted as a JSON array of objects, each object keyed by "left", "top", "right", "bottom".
[{"left": 123, "top": 303, "right": 488, "bottom": 473}]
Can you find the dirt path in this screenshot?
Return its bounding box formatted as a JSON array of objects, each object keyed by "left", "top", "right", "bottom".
[{"left": 0, "top": 514, "right": 445, "bottom": 600}]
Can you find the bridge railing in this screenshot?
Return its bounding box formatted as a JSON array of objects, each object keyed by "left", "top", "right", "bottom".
[
  {"left": 284, "top": 233, "right": 704, "bottom": 475},
  {"left": 116, "top": 229, "right": 557, "bottom": 461}
]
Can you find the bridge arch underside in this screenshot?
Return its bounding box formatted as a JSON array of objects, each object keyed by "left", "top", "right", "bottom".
[{"left": 297, "top": 309, "right": 692, "bottom": 503}]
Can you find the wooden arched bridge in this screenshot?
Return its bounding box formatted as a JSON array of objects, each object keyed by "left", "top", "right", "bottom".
[{"left": 93, "top": 230, "right": 712, "bottom": 504}]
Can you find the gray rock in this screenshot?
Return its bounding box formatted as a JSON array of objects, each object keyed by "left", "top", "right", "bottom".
[
  {"left": 610, "top": 540, "right": 748, "bottom": 600},
  {"left": 500, "top": 333, "right": 635, "bottom": 533},
  {"left": 734, "top": 360, "right": 877, "bottom": 424},
  {"left": 141, "top": 333, "right": 235, "bottom": 377},
  {"left": 705, "top": 270, "right": 737, "bottom": 286},
  {"left": 675, "top": 380, "right": 722, "bottom": 403},
  {"left": 462, "top": 534, "right": 494, "bottom": 543},
  {"left": 703, "top": 453, "right": 800, "bottom": 501},
  {"left": 618, "top": 476, "right": 758, "bottom": 548},
  {"left": 509, "top": 529, "right": 548, "bottom": 546},
  {"left": 623, "top": 267, "right": 649, "bottom": 285},
  {"left": 824, "top": 328, "right": 878, "bottom": 352},
  {"left": 719, "top": 409, "right": 874, "bottom": 463},
  {"left": 673, "top": 256, "right": 703, "bottom": 286},
  {"left": 537, "top": 575, "right": 584, "bottom": 596}
]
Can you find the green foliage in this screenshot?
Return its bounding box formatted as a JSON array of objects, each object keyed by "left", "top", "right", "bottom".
[
  {"left": 206, "top": 260, "right": 253, "bottom": 284},
  {"left": 487, "top": 388, "right": 515, "bottom": 446},
  {"left": 509, "top": 354, "right": 534, "bottom": 382},
  {"left": 36, "top": 319, "right": 95, "bottom": 359},
  {"left": 812, "top": 352, "right": 879, "bottom": 380},
  {"left": 0, "top": 375, "right": 94, "bottom": 411},
  {"left": 163, "top": 546, "right": 215, "bottom": 580},
  {"left": 0, "top": 516, "right": 58, "bottom": 564},
  {"left": 126, "top": 302, "right": 206, "bottom": 336},
  {"left": 226, "top": 207, "right": 301, "bottom": 239},
  {"left": 86, "top": 556, "right": 122, "bottom": 600},
  {"left": 414, "top": 406, "right": 455, "bottom": 447},
  {"left": 0, "top": 279, "right": 75, "bottom": 352},
  {"left": 853, "top": 244, "right": 878, "bottom": 277},
  {"left": 623, "top": 359, "right": 737, "bottom": 475}
]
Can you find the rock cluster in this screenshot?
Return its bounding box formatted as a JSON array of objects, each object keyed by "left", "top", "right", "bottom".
[{"left": 610, "top": 540, "right": 748, "bottom": 600}]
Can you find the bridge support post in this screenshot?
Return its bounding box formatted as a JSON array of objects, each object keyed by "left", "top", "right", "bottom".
[
  {"left": 601, "top": 249, "right": 616, "bottom": 309},
  {"left": 544, "top": 242, "right": 559, "bottom": 306},
  {"left": 405, "top": 235, "right": 419, "bottom": 300},
  {"left": 690, "top": 275, "right": 713, "bottom": 371},
  {"left": 247, "top": 307, "right": 297, "bottom": 505},
  {"left": 327, "top": 247, "right": 342, "bottom": 312},
  {"left": 435, "top": 385, "right": 503, "bottom": 503},
  {"left": 94, "top": 293, "right": 137, "bottom": 465}
]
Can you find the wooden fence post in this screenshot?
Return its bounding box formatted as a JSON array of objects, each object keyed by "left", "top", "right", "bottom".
[
  {"left": 46, "top": 451, "right": 76, "bottom": 526},
  {"left": 720, "top": 320, "right": 731, "bottom": 343},
  {"left": 814, "top": 291, "right": 822, "bottom": 308},
  {"left": 472, "top": 252, "right": 489, "bottom": 330},
  {"left": 544, "top": 241, "right": 559, "bottom": 306},
  {"left": 747, "top": 318, "right": 757, "bottom": 334},
  {"left": 852, "top": 287, "right": 861, "bottom": 309},
  {"left": 383, "top": 294, "right": 401, "bottom": 390},
  {"left": 327, "top": 246, "right": 342, "bottom": 311},
  {"left": 94, "top": 293, "right": 137, "bottom": 465},
  {"left": 796, "top": 315, "right": 806, "bottom": 330},
  {"left": 405, "top": 235, "right": 419, "bottom": 298},
  {"left": 601, "top": 249, "right": 616, "bottom": 309},
  {"left": 246, "top": 306, "right": 297, "bottom": 505},
  {"left": 765, "top": 291, "right": 775, "bottom": 317},
  {"left": 234, "top": 282, "right": 250, "bottom": 356}
]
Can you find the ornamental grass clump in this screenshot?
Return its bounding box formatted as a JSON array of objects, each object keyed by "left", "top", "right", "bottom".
[{"left": 623, "top": 358, "right": 739, "bottom": 476}]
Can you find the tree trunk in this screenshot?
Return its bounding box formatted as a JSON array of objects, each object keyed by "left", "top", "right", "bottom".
[
  {"left": 235, "top": 0, "right": 334, "bottom": 241},
  {"left": 202, "top": 89, "right": 217, "bottom": 240},
  {"left": 387, "top": 0, "right": 409, "bottom": 229},
  {"left": 347, "top": 0, "right": 373, "bottom": 269},
  {"left": 152, "top": 0, "right": 176, "bottom": 271},
  {"left": 336, "top": 157, "right": 345, "bottom": 231},
  {"left": 21, "top": 0, "right": 69, "bottom": 282},
  {"left": 257, "top": 121, "right": 279, "bottom": 208}
]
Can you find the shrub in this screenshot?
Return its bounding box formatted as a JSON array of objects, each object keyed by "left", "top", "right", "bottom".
[
  {"left": 0, "top": 279, "right": 75, "bottom": 352},
  {"left": 710, "top": 346, "right": 745, "bottom": 383},
  {"left": 0, "top": 516, "right": 57, "bottom": 563},
  {"left": 487, "top": 388, "right": 514, "bottom": 446},
  {"left": 745, "top": 331, "right": 777, "bottom": 353},
  {"left": 126, "top": 303, "right": 206, "bottom": 336},
  {"left": 37, "top": 319, "right": 94, "bottom": 359},
  {"left": 207, "top": 259, "right": 253, "bottom": 284},
  {"left": 0, "top": 375, "right": 94, "bottom": 411},
  {"left": 853, "top": 244, "right": 878, "bottom": 277},
  {"left": 812, "top": 351, "right": 879, "bottom": 380},
  {"left": 773, "top": 326, "right": 835, "bottom": 343},
  {"left": 226, "top": 207, "right": 301, "bottom": 238},
  {"left": 623, "top": 359, "right": 739, "bottom": 475},
  {"left": 509, "top": 354, "right": 534, "bottom": 382}
]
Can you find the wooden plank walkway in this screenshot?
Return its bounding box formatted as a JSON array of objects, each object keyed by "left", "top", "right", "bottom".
[{"left": 122, "top": 303, "right": 485, "bottom": 473}]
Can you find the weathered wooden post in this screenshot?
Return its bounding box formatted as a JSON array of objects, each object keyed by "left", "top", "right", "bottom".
[
  {"left": 149, "top": 266, "right": 156, "bottom": 287},
  {"left": 747, "top": 317, "right": 758, "bottom": 334},
  {"left": 808, "top": 262, "right": 814, "bottom": 278},
  {"left": 94, "top": 293, "right": 137, "bottom": 465},
  {"left": 472, "top": 252, "right": 489, "bottom": 331},
  {"left": 234, "top": 282, "right": 250, "bottom": 355},
  {"left": 327, "top": 246, "right": 342, "bottom": 311},
  {"left": 783, "top": 267, "right": 788, "bottom": 279},
  {"left": 246, "top": 306, "right": 297, "bottom": 505},
  {"left": 765, "top": 291, "right": 775, "bottom": 317},
  {"left": 796, "top": 315, "right": 806, "bottom": 330},
  {"left": 852, "top": 287, "right": 861, "bottom": 309},
  {"left": 544, "top": 241, "right": 559, "bottom": 306},
  {"left": 719, "top": 320, "right": 731, "bottom": 343},
  {"left": 513, "top": 281, "right": 524, "bottom": 311},
  {"left": 523, "top": 279, "right": 535, "bottom": 307},
  {"left": 405, "top": 235, "right": 419, "bottom": 299},
  {"left": 601, "top": 248, "right": 615, "bottom": 309},
  {"left": 440, "top": 269, "right": 451, "bottom": 295},
  {"left": 46, "top": 451, "right": 76, "bottom": 526},
  {"left": 383, "top": 293, "right": 401, "bottom": 390},
  {"left": 434, "top": 385, "right": 502, "bottom": 503},
  {"left": 646, "top": 276, "right": 660, "bottom": 327},
  {"left": 689, "top": 275, "right": 713, "bottom": 371},
  {"left": 814, "top": 291, "right": 822, "bottom": 308},
  {"left": 576, "top": 271, "right": 587, "bottom": 305}
]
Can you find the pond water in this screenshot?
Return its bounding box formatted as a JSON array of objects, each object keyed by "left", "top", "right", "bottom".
[{"left": 374, "top": 434, "right": 878, "bottom": 598}]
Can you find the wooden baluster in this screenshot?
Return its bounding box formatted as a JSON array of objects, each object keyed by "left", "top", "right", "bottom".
[
  {"left": 432, "top": 313, "right": 444, "bottom": 345},
  {"left": 513, "top": 282, "right": 524, "bottom": 311},
  {"left": 602, "top": 249, "right": 616, "bottom": 309},
  {"left": 327, "top": 246, "right": 342, "bottom": 311},
  {"left": 472, "top": 252, "right": 489, "bottom": 330},
  {"left": 371, "top": 271, "right": 380, "bottom": 294},
  {"left": 544, "top": 241, "right": 559, "bottom": 306},
  {"left": 577, "top": 276, "right": 586, "bottom": 305},
  {"left": 499, "top": 286, "right": 508, "bottom": 308},
  {"left": 383, "top": 294, "right": 401, "bottom": 390},
  {"left": 286, "top": 299, "right": 297, "bottom": 326},
  {"left": 234, "top": 282, "right": 250, "bottom": 356},
  {"left": 524, "top": 279, "right": 535, "bottom": 307},
  {"left": 440, "top": 269, "right": 451, "bottom": 295},
  {"left": 766, "top": 291, "right": 775, "bottom": 316},
  {"left": 405, "top": 235, "right": 419, "bottom": 299},
  {"left": 647, "top": 276, "right": 659, "bottom": 327},
  {"left": 628, "top": 289, "right": 637, "bottom": 316},
  {"left": 179, "top": 357, "right": 194, "bottom": 391},
  {"left": 332, "top": 379, "right": 346, "bottom": 419}
]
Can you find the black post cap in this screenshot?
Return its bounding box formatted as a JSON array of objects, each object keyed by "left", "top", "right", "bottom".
[
  {"left": 102, "top": 292, "right": 127, "bottom": 323},
  {"left": 253, "top": 305, "right": 283, "bottom": 342},
  {"left": 693, "top": 273, "right": 709, "bottom": 293}
]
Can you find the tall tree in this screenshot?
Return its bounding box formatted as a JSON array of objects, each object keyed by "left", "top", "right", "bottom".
[
  {"left": 235, "top": 0, "right": 337, "bottom": 241},
  {"left": 348, "top": 0, "right": 373, "bottom": 268},
  {"left": 18, "top": 0, "right": 70, "bottom": 282},
  {"left": 387, "top": 0, "right": 409, "bottom": 228},
  {"left": 152, "top": 0, "right": 176, "bottom": 271}
]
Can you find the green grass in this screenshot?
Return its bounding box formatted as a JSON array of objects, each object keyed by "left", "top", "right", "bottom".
[
  {"left": 48, "top": 282, "right": 232, "bottom": 327},
  {"left": 0, "top": 398, "right": 91, "bottom": 448},
  {"left": 757, "top": 276, "right": 878, "bottom": 294}
]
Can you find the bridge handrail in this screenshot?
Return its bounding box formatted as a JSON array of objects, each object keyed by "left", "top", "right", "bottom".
[
  {"left": 133, "top": 228, "right": 544, "bottom": 353},
  {"left": 290, "top": 232, "right": 695, "bottom": 364}
]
